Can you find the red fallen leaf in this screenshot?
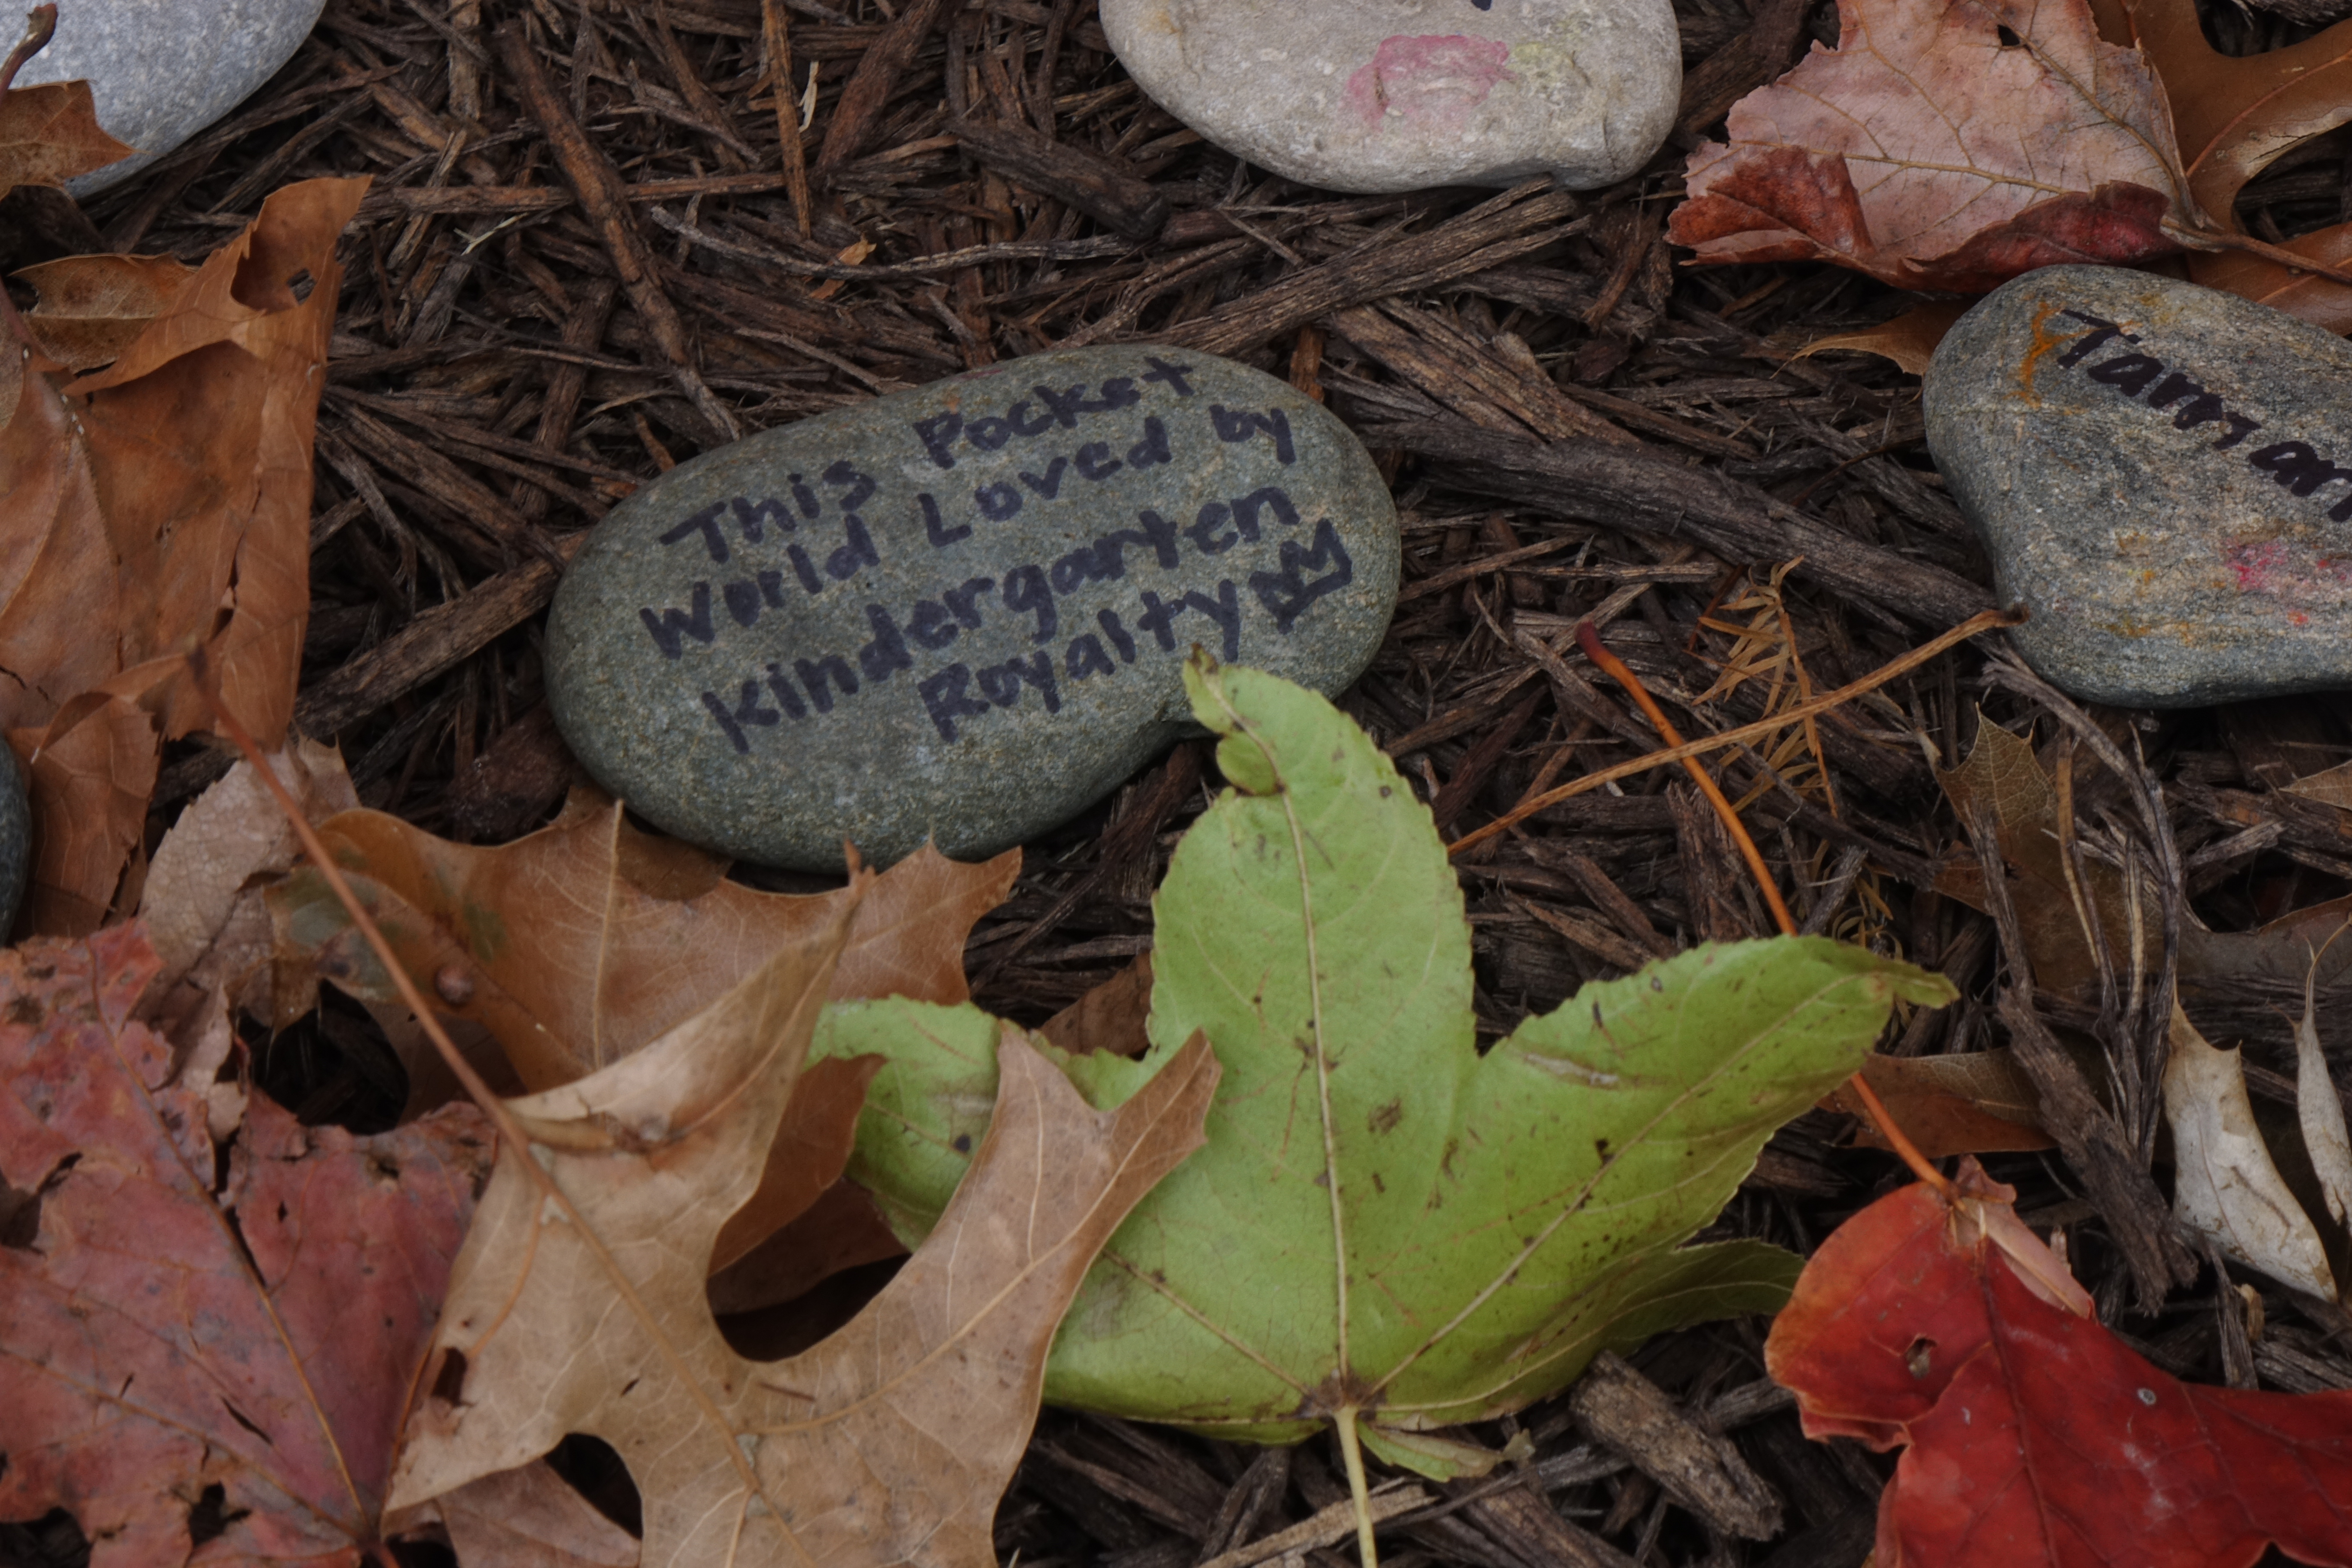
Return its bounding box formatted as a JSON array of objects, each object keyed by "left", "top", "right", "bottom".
[
  {"left": 1672, "top": 0, "right": 2196, "bottom": 291},
  {"left": 1767, "top": 1160, "right": 2352, "bottom": 1568},
  {"left": 0, "top": 923, "right": 493, "bottom": 1566}
]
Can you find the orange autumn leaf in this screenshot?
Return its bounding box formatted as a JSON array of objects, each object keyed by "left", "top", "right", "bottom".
[{"left": 1672, "top": 0, "right": 2196, "bottom": 291}]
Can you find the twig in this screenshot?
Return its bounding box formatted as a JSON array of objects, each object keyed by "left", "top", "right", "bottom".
[
  {"left": 1449, "top": 608, "right": 2020, "bottom": 858},
  {"left": 811, "top": 0, "right": 951, "bottom": 181},
  {"left": 760, "top": 0, "right": 812, "bottom": 236},
  {"left": 0, "top": 3, "right": 55, "bottom": 95},
  {"left": 494, "top": 21, "right": 741, "bottom": 444}
]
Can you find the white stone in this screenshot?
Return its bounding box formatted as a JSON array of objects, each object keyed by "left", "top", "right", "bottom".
[
  {"left": 17, "top": 0, "right": 329, "bottom": 193},
  {"left": 1101, "top": 0, "right": 1681, "bottom": 195}
]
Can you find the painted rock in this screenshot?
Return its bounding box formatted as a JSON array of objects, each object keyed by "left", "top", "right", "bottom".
[
  {"left": 545, "top": 346, "right": 1400, "bottom": 871},
  {"left": 20, "top": 0, "right": 329, "bottom": 193},
  {"left": 1099, "top": 0, "right": 1679, "bottom": 195},
  {"left": 0, "top": 741, "right": 24, "bottom": 937},
  {"left": 1925, "top": 265, "right": 2352, "bottom": 707}
]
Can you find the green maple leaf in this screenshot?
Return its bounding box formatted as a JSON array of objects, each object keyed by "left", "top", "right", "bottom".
[{"left": 817, "top": 660, "right": 1950, "bottom": 1489}]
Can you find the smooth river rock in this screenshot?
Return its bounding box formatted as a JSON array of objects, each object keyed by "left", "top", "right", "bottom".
[
  {"left": 1925, "top": 265, "right": 2352, "bottom": 707},
  {"left": 1100, "top": 0, "right": 1679, "bottom": 195},
  {"left": 546, "top": 346, "right": 1400, "bottom": 871},
  {"left": 19, "top": 0, "right": 329, "bottom": 193}
]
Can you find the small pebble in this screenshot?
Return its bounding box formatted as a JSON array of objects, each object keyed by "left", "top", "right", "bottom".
[
  {"left": 545, "top": 346, "right": 1400, "bottom": 872},
  {"left": 1926, "top": 265, "right": 2352, "bottom": 707},
  {"left": 19, "top": 0, "right": 328, "bottom": 193},
  {"left": 1099, "top": 0, "right": 1680, "bottom": 195}
]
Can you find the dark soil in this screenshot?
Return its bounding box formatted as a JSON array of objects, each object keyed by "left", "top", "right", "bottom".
[{"left": 9, "top": 0, "right": 2352, "bottom": 1565}]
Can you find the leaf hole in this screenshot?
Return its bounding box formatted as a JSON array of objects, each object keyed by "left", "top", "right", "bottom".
[
  {"left": 187, "top": 1483, "right": 249, "bottom": 1548},
  {"left": 1995, "top": 24, "right": 2023, "bottom": 46},
  {"left": 1906, "top": 1336, "right": 1935, "bottom": 1378},
  {"left": 429, "top": 1346, "right": 469, "bottom": 1406},
  {"left": 287, "top": 268, "right": 315, "bottom": 303},
  {"left": 0, "top": 1509, "right": 90, "bottom": 1568},
  {"left": 548, "top": 1433, "right": 644, "bottom": 1538}
]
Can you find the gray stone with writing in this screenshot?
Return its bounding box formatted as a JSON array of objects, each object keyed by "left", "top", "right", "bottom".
[
  {"left": 1926, "top": 265, "right": 2352, "bottom": 707},
  {"left": 546, "top": 346, "right": 1400, "bottom": 871}
]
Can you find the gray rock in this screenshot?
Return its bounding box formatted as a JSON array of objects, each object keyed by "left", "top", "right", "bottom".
[
  {"left": 1925, "top": 264, "right": 2352, "bottom": 707},
  {"left": 18, "top": 0, "right": 328, "bottom": 193},
  {"left": 0, "top": 741, "right": 23, "bottom": 938},
  {"left": 1100, "top": 0, "right": 1678, "bottom": 195},
  {"left": 546, "top": 346, "right": 1400, "bottom": 871}
]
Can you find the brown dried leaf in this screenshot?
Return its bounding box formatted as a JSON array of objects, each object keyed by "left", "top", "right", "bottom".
[
  {"left": 16, "top": 253, "right": 198, "bottom": 371},
  {"left": 0, "top": 80, "right": 131, "bottom": 197},
  {"left": 1828, "top": 1049, "right": 2057, "bottom": 1158},
  {"left": 390, "top": 1462, "right": 640, "bottom": 1568},
  {"left": 0, "top": 178, "right": 362, "bottom": 932},
  {"left": 142, "top": 738, "right": 356, "bottom": 1020},
  {"left": 1790, "top": 302, "right": 1968, "bottom": 375},
  {"left": 1672, "top": 0, "right": 2195, "bottom": 291},
  {"left": 383, "top": 908, "right": 1220, "bottom": 1568},
  {"left": 270, "top": 788, "right": 1019, "bottom": 1090},
  {"left": 1037, "top": 951, "right": 1155, "bottom": 1058},
  {"left": 1935, "top": 719, "right": 2136, "bottom": 996},
  {"left": 9, "top": 680, "right": 162, "bottom": 937}
]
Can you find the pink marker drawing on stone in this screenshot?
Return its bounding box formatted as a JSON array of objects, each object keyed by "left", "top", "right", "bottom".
[{"left": 1344, "top": 34, "right": 1515, "bottom": 131}]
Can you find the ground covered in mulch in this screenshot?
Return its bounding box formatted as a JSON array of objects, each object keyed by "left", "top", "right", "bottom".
[{"left": 11, "top": 0, "right": 2352, "bottom": 1565}]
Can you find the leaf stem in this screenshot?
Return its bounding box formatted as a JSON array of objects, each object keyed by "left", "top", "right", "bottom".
[
  {"left": 2163, "top": 219, "right": 2352, "bottom": 290},
  {"left": 1845, "top": 1070, "right": 1954, "bottom": 1198},
  {"left": 1334, "top": 1407, "right": 1380, "bottom": 1568},
  {"left": 1575, "top": 619, "right": 1797, "bottom": 937}
]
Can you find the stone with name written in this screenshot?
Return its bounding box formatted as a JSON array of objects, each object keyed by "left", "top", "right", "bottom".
[
  {"left": 1100, "top": 0, "right": 1679, "bottom": 196},
  {"left": 1925, "top": 265, "right": 2352, "bottom": 707},
  {"left": 20, "top": 0, "right": 330, "bottom": 193},
  {"left": 545, "top": 346, "right": 1400, "bottom": 871}
]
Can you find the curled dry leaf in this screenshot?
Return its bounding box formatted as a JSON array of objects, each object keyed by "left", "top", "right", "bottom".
[
  {"left": 2119, "top": 0, "right": 2352, "bottom": 330},
  {"left": 818, "top": 662, "right": 1951, "bottom": 1473},
  {"left": 1826, "top": 1048, "right": 2055, "bottom": 1158},
  {"left": 1789, "top": 303, "right": 1968, "bottom": 376},
  {"left": 0, "top": 177, "right": 364, "bottom": 934},
  {"left": 270, "top": 787, "right": 1018, "bottom": 1091},
  {"left": 1934, "top": 717, "right": 2137, "bottom": 997},
  {"left": 141, "top": 737, "right": 357, "bottom": 1025},
  {"left": 2163, "top": 1004, "right": 2339, "bottom": 1299},
  {"left": 1770, "top": 1159, "right": 2352, "bottom": 1568},
  {"left": 384, "top": 896, "right": 1222, "bottom": 1568},
  {"left": 0, "top": 924, "right": 493, "bottom": 1568},
  {"left": 1671, "top": 0, "right": 2195, "bottom": 291}
]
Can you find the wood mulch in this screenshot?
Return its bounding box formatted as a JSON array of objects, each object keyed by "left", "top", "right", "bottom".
[{"left": 9, "top": 0, "right": 2352, "bottom": 1565}]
